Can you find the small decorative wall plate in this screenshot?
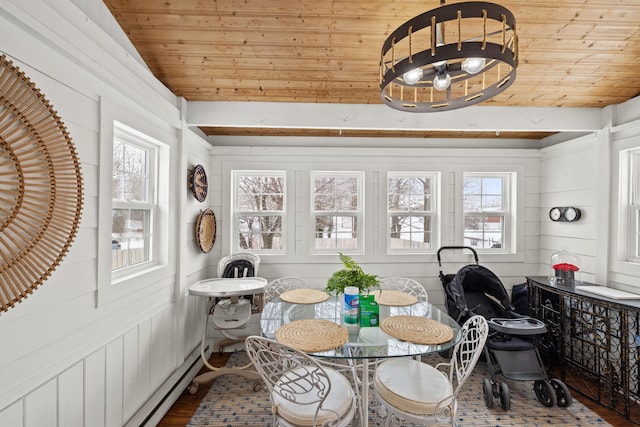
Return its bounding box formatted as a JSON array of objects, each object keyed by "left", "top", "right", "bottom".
[
  {"left": 195, "top": 209, "right": 216, "bottom": 253},
  {"left": 189, "top": 164, "right": 208, "bottom": 202}
]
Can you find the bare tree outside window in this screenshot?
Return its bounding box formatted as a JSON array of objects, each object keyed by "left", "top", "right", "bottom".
[
  {"left": 235, "top": 173, "right": 284, "bottom": 251},
  {"left": 111, "top": 126, "right": 155, "bottom": 271},
  {"left": 463, "top": 174, "right": 508, "bottom": 249},
  {"left": 312, "top": 173, "right": 362, "bottom": 251},
  {"left": 388, "top": 174, "right": 436, "bottom": 251}
]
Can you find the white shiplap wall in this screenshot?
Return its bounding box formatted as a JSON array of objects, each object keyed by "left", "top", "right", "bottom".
[
  {"left": 0, "top": 1, "right": 210, "bottom": 426},
  {"left": 207, "top": 146, "right": 542, "bottom": 309},
  {"left": 539, "top": 97, "right": 640, "bottom": 288},
  {"left": 539, "top": 134, "right": 600, "bottom": 282}
]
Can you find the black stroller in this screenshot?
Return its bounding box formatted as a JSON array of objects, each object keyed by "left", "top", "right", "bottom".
[{"left": 437, "top": 246, "right": 572, "bottom": 411}]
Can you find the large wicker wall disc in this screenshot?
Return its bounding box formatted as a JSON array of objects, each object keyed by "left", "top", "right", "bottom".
[{"left": 0, "top": 55, "right": 83, "bottom": 313}]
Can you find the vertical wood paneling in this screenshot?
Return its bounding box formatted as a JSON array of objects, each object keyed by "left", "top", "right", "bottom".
[
  {"left": 58, "top": 362, "right": 84, "bottom": 427},
  {"left": 137, "top": 320, "right": 152, "bottom": 411},
  {"left": 84, "top": 348, "right": 106, "bottom": 427},
  {"left": 24, "top": 380, "right": 56, "bottom": 427},
  {"left": 150, "top": 307, "right": 176, "bottom": 392},
  {"left": 0, "top": 401, "right": 23, "bottom": 427},
  {"left": 183, "top": 293, "right": 205, "bottom": 356},
  {"left": 122, "top": 327, "right": 139, "bottom": 422},
  {"left": 105, "top": 338, "right": 124, "bottom": 427}
]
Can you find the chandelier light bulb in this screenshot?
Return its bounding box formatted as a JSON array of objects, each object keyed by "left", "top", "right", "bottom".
[
  {"left": 403, "top": 68, "right": 423, "bottom": 85},
  {"left": 462, "top": 57, "right": 486, "bottom": 74},
  {"left": 433, "top": 73, "right": 451, "bottom": 91}
]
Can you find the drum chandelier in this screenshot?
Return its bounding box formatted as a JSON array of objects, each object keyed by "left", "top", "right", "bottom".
[{"left": 380, "top": 1, "right": 518, "bottom": 112}]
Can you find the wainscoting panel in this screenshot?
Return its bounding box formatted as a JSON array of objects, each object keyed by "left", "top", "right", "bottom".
[
  {"left": 85, "top": 348, "right": 106, "bottom": 427},
  {"left": 0, "top": 401, "right": 22, "bottom": 427},
  {"left": 105, "top": 336, "right": 125, "bottom": 427},
  {"left": 58, "top": 362, "right": 84, "bottom": 427},
  {"left": 24, "top": 379, "right": 56, "bottom": 427}
]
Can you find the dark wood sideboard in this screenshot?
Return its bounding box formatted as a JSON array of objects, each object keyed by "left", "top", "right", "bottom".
[{"left": 526, "top": 276, "right": 640, "bottom": 424}]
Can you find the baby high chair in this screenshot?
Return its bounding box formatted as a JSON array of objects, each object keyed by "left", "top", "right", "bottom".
[
  {"left": 212, "top": 253, "right": 262, "bottom": 350},
  {"left": 187, "top": 253, "right": 265, "bottom": 393}
]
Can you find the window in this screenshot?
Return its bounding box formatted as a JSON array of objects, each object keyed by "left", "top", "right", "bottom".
[
  {"left": 312, "top": 172, "right": 363, "bottom": 252},
  {"left": 628, "top": 150, "right": 640, "bottom": 261},
  {"left": 387, "top": 173, "right": 438, "bottom": 252},
  {"left": 462, "top": 173, "right": 512, "bottom": 250},
  {"left": 111, "top": 123, "right": 157, "bottom": 273},
  {"left": 97, "top": 98, "right": 174, "bottom": 306},
  {"left": 233, "top": 171, "right": 285, "bottom": 252}
]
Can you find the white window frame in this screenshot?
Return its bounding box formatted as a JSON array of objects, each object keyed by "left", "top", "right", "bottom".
[
  {"left": 111, "top": 124, "right": 158, "bottom": 279},
  {"left": 231, "top": 170, "right": 286, "bottom": 254},
  {"left": 621, "top": 148, "right": 640, "bottom": 263},
  {"left": 387, "top": 172, "right": 440, "bottom": 254},
  {"left": 310, "top": 171, "right": 364, "bottom": 254},
  {"left": 96, "top": 98, "right": 175, "bottom": 307},
  {"left": 461, "top": 171, "right": 515, "bottom": 252},
  {"left": 611, "top": 138, "right": 640, "bottom": 285}
]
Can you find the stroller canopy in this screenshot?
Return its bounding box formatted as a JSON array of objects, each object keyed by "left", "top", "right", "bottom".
[{"left": 445, "top": 264, "right": 514, "bottom": 323}]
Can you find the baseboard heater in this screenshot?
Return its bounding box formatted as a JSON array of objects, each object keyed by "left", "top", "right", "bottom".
[{"left": 125, "top": 344, "right": 209, "bottom": 427}]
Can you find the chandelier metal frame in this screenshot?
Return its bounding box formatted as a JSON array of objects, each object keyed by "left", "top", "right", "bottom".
[{"left": 380, "top": 1, "right": 518, "bottom": 112}]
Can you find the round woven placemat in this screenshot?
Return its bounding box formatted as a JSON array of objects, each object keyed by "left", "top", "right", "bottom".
[
  {"left": 381, "top": 316, "right": 454, "bottom": 345},
  {"left": 275, "top": 319, "right": 348, "bottom": 352},
  {"left": 279, "top": 288, "right": 329, "bottom": 304},
  {"left": 370, "top": 289, "right": 417, "bottom": 306},
  {"left": 195, "top": 209, "right": 216, "bottom": 253}
]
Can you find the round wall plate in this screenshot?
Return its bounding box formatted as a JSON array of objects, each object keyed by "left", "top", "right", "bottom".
[
  {"left": 189, "top": 164, "right": 208, "bottom": 202},
  {"left": 195, "top": 209, "right": 216, "bottom": 253}
]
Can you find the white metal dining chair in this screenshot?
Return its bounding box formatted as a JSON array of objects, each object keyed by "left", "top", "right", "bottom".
[
  {"left": 264, "top": 276, "right": 309, "bottom": 302},
  {"left": 245, "top": 336, "right": 358, "bottom": 427},
  {"left": 373, "top": 315, "right": 489, "bottom": 426},
  {"left": 379, "top": 277, "right": 429, "bottom": 302}
]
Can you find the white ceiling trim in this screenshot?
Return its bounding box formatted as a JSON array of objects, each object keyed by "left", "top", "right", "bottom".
[{"left": 187, "top": 101, "right": 603, "bottom": 133}]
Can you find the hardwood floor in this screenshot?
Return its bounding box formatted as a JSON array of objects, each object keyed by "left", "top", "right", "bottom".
[
  {"left": 157, "top": 353, "right": 630, "bottom": 426},
  {"left": 157, "top": 353, "right": 231, "bottom": 427}
]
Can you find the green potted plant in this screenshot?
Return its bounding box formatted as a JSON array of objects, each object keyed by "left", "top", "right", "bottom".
[{"left": 325, "top": 252, "right": 379, "bottom": 295}]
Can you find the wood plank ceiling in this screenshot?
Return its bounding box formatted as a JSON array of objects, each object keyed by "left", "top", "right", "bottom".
[{"left": 104, "top": 0, "right": 640, "bottom": 140}]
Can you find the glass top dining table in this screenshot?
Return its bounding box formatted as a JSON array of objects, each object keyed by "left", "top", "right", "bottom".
[
  {"left": 260, "top": 295, "right": 462, "bottom": 359},
  {"left": 260, "top": 295, "right": 462, "bottom": 427}
]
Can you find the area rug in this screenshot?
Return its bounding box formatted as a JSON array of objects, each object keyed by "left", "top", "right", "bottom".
[{"left": 187, "top": 351, "right": 612, "bottom": 426}]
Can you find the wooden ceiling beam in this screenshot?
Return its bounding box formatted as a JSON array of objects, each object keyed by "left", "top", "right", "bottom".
[{"left": 198, "top": 127, "right": 554, "bottom": 140}]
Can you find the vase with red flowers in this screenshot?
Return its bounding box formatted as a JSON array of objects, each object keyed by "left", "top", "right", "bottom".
[{"left": 550, "top": 248, "right": 580, "bottom": 285}]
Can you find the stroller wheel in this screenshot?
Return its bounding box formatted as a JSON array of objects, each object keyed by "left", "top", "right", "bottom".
[
  {"left": 550, "top": 378, "right": 573, "bottom": 407},
  {"left": 438, "top": 348, "right": 453, "bottom": 359},
  {"left": 534, "top": 380, "right": 557, "bottom": 407},
  {"left": 499, "top": 381, "right": 511, "bottom": 411},
  {"left": 483, "top": 378, "right": 495, "bottom": 409}
]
